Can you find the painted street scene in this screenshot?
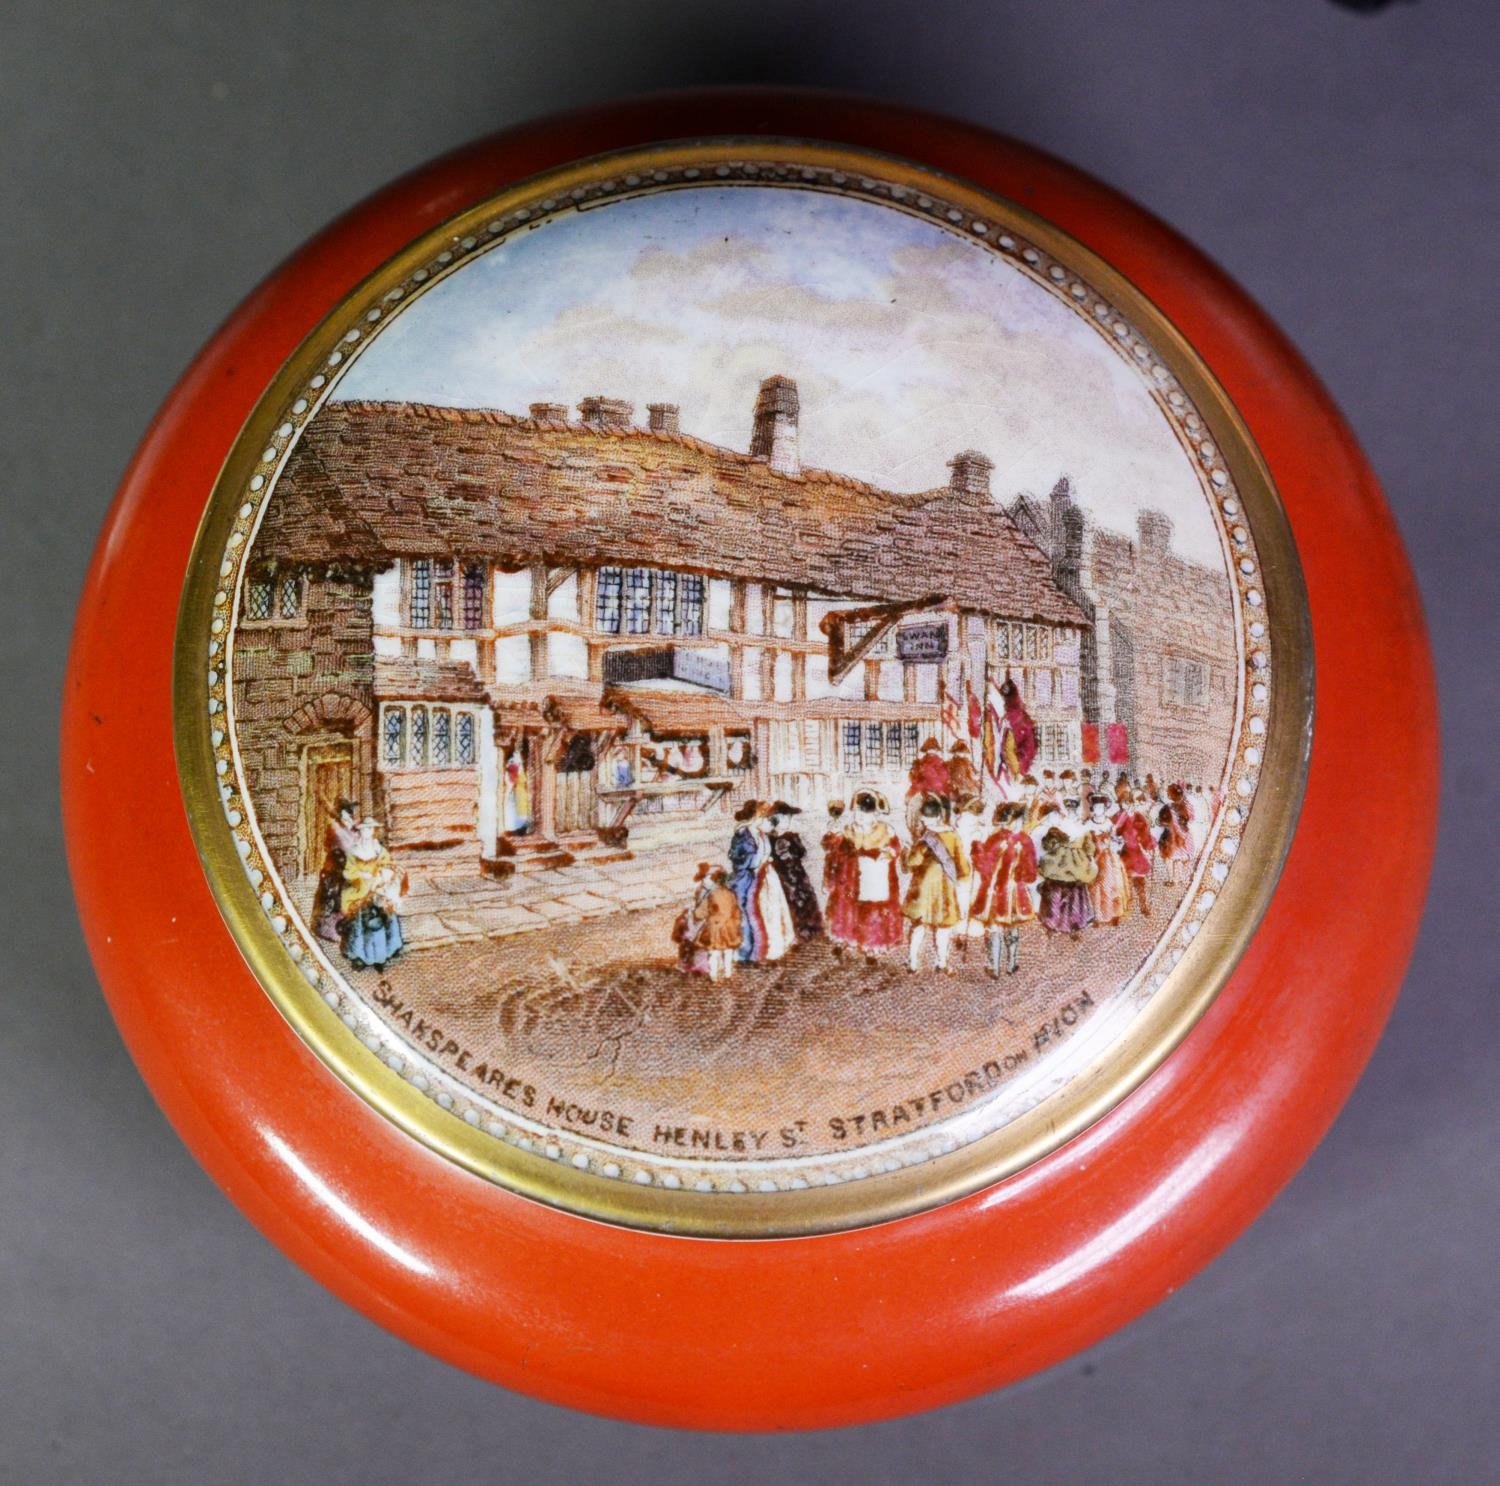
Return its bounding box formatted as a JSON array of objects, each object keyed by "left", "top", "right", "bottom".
[{"left": 227, "top": 176, "right": 1258, "bottom": 1165}]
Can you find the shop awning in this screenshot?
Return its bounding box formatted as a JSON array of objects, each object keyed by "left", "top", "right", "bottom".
[{"left": 603, "top": 686, "right": 754, "bottom": 737}]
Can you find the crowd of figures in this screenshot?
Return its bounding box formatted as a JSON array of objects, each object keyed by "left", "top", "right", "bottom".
[
  {"left": 313, "top": 801, "right": 408, "bottom": 971},
  {"left": 674, "top": 737, "right": 1218, "bottom": 981}
]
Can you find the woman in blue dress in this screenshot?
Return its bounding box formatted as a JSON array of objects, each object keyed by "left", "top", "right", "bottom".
[
  {"left": 339, "top": 818, "right": 406, "bottom": 970},
  {"left": 727, "top": 800, "right": 795, "bottom": 965}
]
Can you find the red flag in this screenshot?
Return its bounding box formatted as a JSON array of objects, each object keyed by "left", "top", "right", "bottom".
[
  {"left": 1081, "top": 722, "right": 1100, "bottom": 765},
  {"left": 1106, "top": 721, "right": 1130, "bottom": 766},
  {"left": 984, "top": 677, "right": 1044, "bottom": 791},
  {"left": 992, "top": 673, "right": 1038, "bottom": 780}
]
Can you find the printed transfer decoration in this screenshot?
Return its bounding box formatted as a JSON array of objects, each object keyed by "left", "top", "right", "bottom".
[{"left": 176, "top": 140, "right": 1312, "bottom": 1235}]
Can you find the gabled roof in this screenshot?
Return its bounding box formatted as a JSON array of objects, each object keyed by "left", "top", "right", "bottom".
[{"left": 258, "top": 400, "right": 1087, "bottom": 626}]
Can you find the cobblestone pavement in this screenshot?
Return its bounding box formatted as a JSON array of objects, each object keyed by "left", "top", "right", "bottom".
[
  {"left": 394, "top": 821, "right": 724, "bottom": 949},
  {"left": 288, "top": 816, "right": 730, "bottom": 951}
]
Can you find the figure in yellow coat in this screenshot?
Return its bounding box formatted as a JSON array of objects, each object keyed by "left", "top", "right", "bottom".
[{"left": 902, "top": 794, "right": 972, "bottom": 974}]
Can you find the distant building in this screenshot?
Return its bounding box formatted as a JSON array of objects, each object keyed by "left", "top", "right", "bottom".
[
  {"left": 1009, "top": 480, "right": 1236, "bottom": 784},
  {"left": 235, "top": 378, "right": 1091, "bottom": 879}
]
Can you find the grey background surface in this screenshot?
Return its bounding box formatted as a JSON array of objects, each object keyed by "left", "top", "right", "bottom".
[{"left": 4, "top": 1, "right": 1496, "bottom": 1481}]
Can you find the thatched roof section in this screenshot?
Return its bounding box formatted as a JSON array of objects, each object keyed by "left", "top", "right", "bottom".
[{"left": 259, "top": 400, "right": 1086, "bottom": 626}]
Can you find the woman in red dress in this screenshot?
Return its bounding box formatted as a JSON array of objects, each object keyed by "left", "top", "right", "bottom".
[{"left": 826, "top": 790, "right": 904, "bottom": 964}]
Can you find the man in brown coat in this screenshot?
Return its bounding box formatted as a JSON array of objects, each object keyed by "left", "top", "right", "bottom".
[{"left": 692, "top": 867, "right": 744, "bottom": 983}]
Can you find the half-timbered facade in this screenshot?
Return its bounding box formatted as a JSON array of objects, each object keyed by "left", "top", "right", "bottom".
[{"left": 237, "top": 378, "right": 1090, "bottom": 878}]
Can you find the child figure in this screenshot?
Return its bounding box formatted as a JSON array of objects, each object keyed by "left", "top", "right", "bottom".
[
  {"left": 673, "top": 863, "right": 716, "bottom": 975},
  {"left": 693, "top": 866, "right": 743, "bottom": 983}
]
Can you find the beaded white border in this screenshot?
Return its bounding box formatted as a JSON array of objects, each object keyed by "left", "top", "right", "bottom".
[{"left": 205, "top": 155, "right": 1277, "bottom": 1197}]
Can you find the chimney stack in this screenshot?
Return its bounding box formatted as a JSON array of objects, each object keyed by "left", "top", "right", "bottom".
[
  {"left": 529, "top": 401, "right": 569, "bottom": 423},
  {"left": 1137, "top": 509, "right": 1173, "bottom": 556},
  {"left": 947, "top": 449, "right": 995, "bottom": 498},
  {"left": 578, "top": 396, "right": 634, "bottom": 430},
  {"left": 749, "top": 375, "right": 800, "bottom": 476},
  {"left": 647, "top": 403, "right": 680, "bottom": 435}
]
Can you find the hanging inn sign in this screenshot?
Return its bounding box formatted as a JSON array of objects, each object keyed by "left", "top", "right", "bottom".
[{"left": 822, "top": 597, "right": 950, "bottom": 683}]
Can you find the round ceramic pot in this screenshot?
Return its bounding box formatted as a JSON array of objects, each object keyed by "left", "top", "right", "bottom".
[{"left": 63, "top": 90, "right": 1435, "bottom": 1429}]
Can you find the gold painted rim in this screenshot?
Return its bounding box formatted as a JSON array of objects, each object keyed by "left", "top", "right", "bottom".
[{"left": 174, "top": 138, "right": 1313, "bottom": 1238}]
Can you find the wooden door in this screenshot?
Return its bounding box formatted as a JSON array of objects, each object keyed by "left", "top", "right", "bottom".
[
  {"left": 302, "top": 742, "right": 354, "bottom": 875},
  {"left": 554, "top": 733, "right": 599, "bottom": 835}
]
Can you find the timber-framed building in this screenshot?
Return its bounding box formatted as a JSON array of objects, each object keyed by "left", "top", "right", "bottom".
[{"left": 234, "top": 377, "right": 1091, "bottom": 879}]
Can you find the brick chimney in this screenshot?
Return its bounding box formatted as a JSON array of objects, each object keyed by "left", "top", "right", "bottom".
[
  {"left": 647, "top": 403, "right": 680, "bottom": 434},
  {"left": 529, "top": 401, "right": 569, "bottom": 422},
  {"left": 749, "top": 375, "right": 800, "bottom": 476},
  {"left": 947, "top": 449, "right": 995, "bottom": 497},
  {"left": 578, "top": 396, "right": 634, "bottom": 430},
  {"left": 1137, "top": 509, "right": 1173, "bottom": 556}
]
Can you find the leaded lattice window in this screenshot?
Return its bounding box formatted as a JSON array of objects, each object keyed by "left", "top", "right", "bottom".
[
  {"left": 433, "top": 559, "right": 454, "bottom": 630},
  {"left": 383, "top": 709, "right": 406, "bottom": 766},
  {"left": 278, "top": 574, "right": 301, "bottom": 620},
  {"left": 244, "top": 577, "right": 273, "bottom": 621},
  {"left": 462, "top": 563, "right": 485, "bottom": 630},
  {"left": 654, "top": 570, "right": 678, "bottom": 635},
  {"left": 885, "top": 722, "right": 903, "bottom": 766},
  {"left": 624, "top": 568, "right": 653, "bottom": 635},
  {"left": 680, "top": 573, "right": 705, "bottom": 636},
  {"left": 842, "top": 721, "right": 862, "bottom": 775},
  {"left": 381, "top": 705, "right": 479, "bottom": 770},
  {"left": 595, "top": 567, "right": 623, "bottom": 633},
  {"left": 409, "top": 559, "right": 432, "bottom": 629},
  {"left": 864, "top": 722, "right": 883, "bottom": 771},
  {"left": 904, "top": 723, "right": 920, "bottom": 762}
]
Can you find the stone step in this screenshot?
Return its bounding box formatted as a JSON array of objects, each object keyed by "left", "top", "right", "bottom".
[{"left": 391, "top": 844, "right": 482, "bottom": 877}]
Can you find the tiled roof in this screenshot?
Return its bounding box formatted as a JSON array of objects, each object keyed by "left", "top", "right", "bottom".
[{"left": 259, "top": 400, "right": 1087, "bottom": 626}]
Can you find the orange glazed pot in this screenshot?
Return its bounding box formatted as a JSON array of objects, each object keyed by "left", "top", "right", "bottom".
[{"left": 62, "top": 90, "right": 1435, "bottom": 1429}]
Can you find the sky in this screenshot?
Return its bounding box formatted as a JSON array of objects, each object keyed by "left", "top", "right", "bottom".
[{"left": 336, "top": 185, "right": 1222, "bottom": 567}]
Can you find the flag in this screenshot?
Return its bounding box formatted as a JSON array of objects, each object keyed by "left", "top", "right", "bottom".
[
  {"left": 988, "top": 672, "right": 1038, "bottom": 784},
  {"left": 939, "top": 677, "right": 965, "bottom": 740},
  {"left": 982, "top": 680, "right": 1007, "bottom": 793},
  {"left": 965, "top": 680, "right": 983, "bottom": 740},
  {"left": 1081, "top": 722, "right": 1100, "bottom": 766},
  {"left": 1106, "top": 721, "right": 1130, "bottom": 766}
]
